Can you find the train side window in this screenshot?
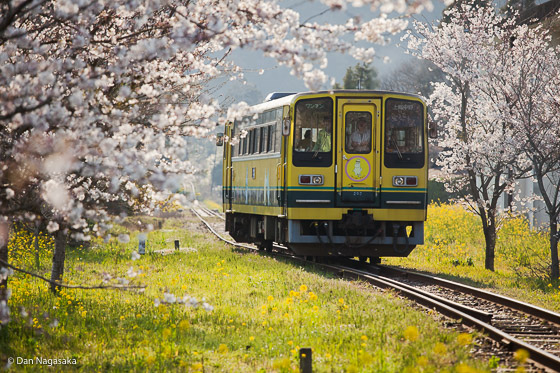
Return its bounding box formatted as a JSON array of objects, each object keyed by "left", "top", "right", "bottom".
[
  {"left": 248, "top": 130, "right": 253, "bottom": 154},
  {"left": 275, "top": 108, "right": 283, "bottom": 152},
  {"left": 253, "top": 128, "right": 260, "bottom": 154},
  {"left": 384, "top": 98, "right": 425, "bottom": 168},
  {"left": 292, "top": 97, "right": 333, "bottom": 167},
  {"left": 267, "top": 126, "right": 273, "bottom": 152},
  {"left": 230, "top": 126, "right": 235, "bottom": 158},
  {"left": 260, "top": 127, "right": 267, "bottom": 153}
]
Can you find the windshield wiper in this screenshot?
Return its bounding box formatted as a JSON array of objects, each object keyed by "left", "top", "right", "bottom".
[{"left": 392, "top": 139, "right": 403, "bottom": 160}]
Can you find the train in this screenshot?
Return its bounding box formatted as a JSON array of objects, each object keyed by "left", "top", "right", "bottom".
[{"left": 218, "top": 90, "right": 433, "bottom": 261}]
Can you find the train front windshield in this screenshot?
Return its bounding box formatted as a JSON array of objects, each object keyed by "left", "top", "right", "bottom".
[
  {"left": 292, "top": 97, "right": 334, "bottom": 167},
  {"left": 384, "top": 98, "right": 425, "bottom": 168}
]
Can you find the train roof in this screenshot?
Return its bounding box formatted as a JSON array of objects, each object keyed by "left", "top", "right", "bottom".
[{"left": 251, "top": 90, "right": 425, "bottom": 112}]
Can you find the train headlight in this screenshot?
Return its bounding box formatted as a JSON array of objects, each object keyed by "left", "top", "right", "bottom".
[
  {"left": 393, "top": 176, "right": 405, "bottom": 186},
  {"left": 392, "top": 176, "right": 418, "bottom": 187},
  {"left": 299, "top": 175, "right": 324, "bottom": 185}
]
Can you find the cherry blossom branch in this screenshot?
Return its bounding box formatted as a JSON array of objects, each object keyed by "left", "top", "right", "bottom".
[{"left": 0, "top": 258, "right": 145, "bottom": 290}]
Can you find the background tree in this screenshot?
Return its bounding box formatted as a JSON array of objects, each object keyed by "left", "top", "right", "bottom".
[
  {"left": 503, "top": 23, "right": 560, "bottom": 279},
  {"left": 334, "top": 63, "right": 379, "bottom": 89},
  {"left": 441, "top": 0, "right": 491, "bottom": 23},
  {"left": 502, "top": 0, "right": 536, "bottom": 17},
  {"left": 380, "top": 59, "right": 444, "bottom": 98},
  {"left": 407, "top": 3, "right": 533, "bottom": 271}
]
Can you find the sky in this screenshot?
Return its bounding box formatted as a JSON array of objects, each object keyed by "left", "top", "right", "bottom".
[{"left": 221, "top": 0, "right": 447, "bottom": 103}]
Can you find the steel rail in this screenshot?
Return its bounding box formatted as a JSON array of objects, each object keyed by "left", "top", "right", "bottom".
[{"left": 377, "top": 265, "right": 560, "bottom": 326}]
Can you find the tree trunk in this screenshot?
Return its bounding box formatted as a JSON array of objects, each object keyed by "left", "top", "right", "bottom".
[
  {"left": 483, "top": 214, "right": 497, "bottom": 272},
  {"left": 0, "top": 219, "right": 11, "bottom": 325},
  {"left": 34, "top": 222, "right": 41, "bottom": 270},
  {"left": 550, "top": 218, "right": 559, "bottom": 282},
  {"left": 50, "top": 225, "right": 67, "bottom": 294}
]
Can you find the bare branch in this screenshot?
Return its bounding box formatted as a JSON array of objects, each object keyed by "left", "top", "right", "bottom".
[{"left": 0, "top": 258, "right": 146, "bottom": 291}]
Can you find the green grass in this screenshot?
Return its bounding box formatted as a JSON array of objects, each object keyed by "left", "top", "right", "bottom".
[{"left": 1, "top": 215, "right": 491, "bottom": 372}]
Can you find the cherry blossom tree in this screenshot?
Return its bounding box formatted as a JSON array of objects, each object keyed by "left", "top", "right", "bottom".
[
  {"left": 0, "top": 0, "right": 436, "bottom": 324},
  {"left": 503, "top": 22, "right": 560, "bottom": 279},
  {"left": 406, "top": 4, "right": 533, "bottom": 271}
]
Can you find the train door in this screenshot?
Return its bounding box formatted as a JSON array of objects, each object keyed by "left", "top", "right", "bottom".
[
  {"left": 278, "top": 105, "right": 289, "bottom": 217},
  {"left": 336, "top": 98, "right": 381, "bottom": 206},
  {"left": 223, "top": 123, "right": 233, "bottom": 212}
]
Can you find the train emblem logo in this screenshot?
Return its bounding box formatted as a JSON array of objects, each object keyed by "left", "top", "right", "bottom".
[{"left": 345, "top": 156, "right": 371, "bottom": 182}]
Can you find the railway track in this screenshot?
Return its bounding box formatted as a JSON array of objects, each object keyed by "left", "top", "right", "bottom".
[{"left": 190, "top": 208, "right": 560, "bottom": 372}]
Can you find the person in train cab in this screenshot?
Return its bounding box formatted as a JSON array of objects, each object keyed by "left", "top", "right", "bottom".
[
  {"left": 349, "top": 118, "right": 371, "bottom": 152},
  {"left": 312, "top": 116, "right": 332, "bottom": 152},
  {"left": 297, "top": 129, "right": 314, "bottom": 151}
]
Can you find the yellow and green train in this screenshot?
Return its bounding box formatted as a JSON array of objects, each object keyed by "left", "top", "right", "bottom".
[{"left": 220, "top": 90, "right": 431, "bottom": 260}]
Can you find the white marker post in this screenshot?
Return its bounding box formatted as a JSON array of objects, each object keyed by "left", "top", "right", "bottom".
[{"left": 138, "top": 233, "right": 147, "bottom": 255}]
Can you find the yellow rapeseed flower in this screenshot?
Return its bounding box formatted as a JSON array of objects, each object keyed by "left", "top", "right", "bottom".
[
  {"left": 404, "top": 326, "right": 419, "bottom": 342},
  {"left": 514, "top": 349, "right": 529, "bottom": 363},
  {"left": 272, "top": 358, "right": 291, "bottom": 370},
  {"left": 178, "top": 320, "right": 190, "bottom": 331},
  {"left": 162, "top": 328, "right": 172, "bottom": 339},
  {"left": 217, "top": 344, "right": 228, "bottom": 354},
  {"left": 433, "top": 342, "right": 447, "bottom": 355},
  {"left": 456, "top": 363, "right": 476, "bottom": 373},
  {"left": 417, "top": 356, "right": 428, "bottom": 367},
  {"left": 457, "top": 333, "right": 472, "bottom": 346}
]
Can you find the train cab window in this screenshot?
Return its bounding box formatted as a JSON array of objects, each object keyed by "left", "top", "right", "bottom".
[
  {"left": 345, "top": 112, "right": 372, "bottom": 154},
  {"left": 293, "top": 97, "right": 333, "bottom": 167},
  {"left": 384, "top": 98, "right": 425, "bottom": 168}
]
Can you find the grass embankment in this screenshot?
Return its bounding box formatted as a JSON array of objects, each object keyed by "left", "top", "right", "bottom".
[
  {"left": 386, "top": 203, "right": 560, "bottom": 311},
  {"left": 2, "top": 213, "right": 491, "bottom": 372}
]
